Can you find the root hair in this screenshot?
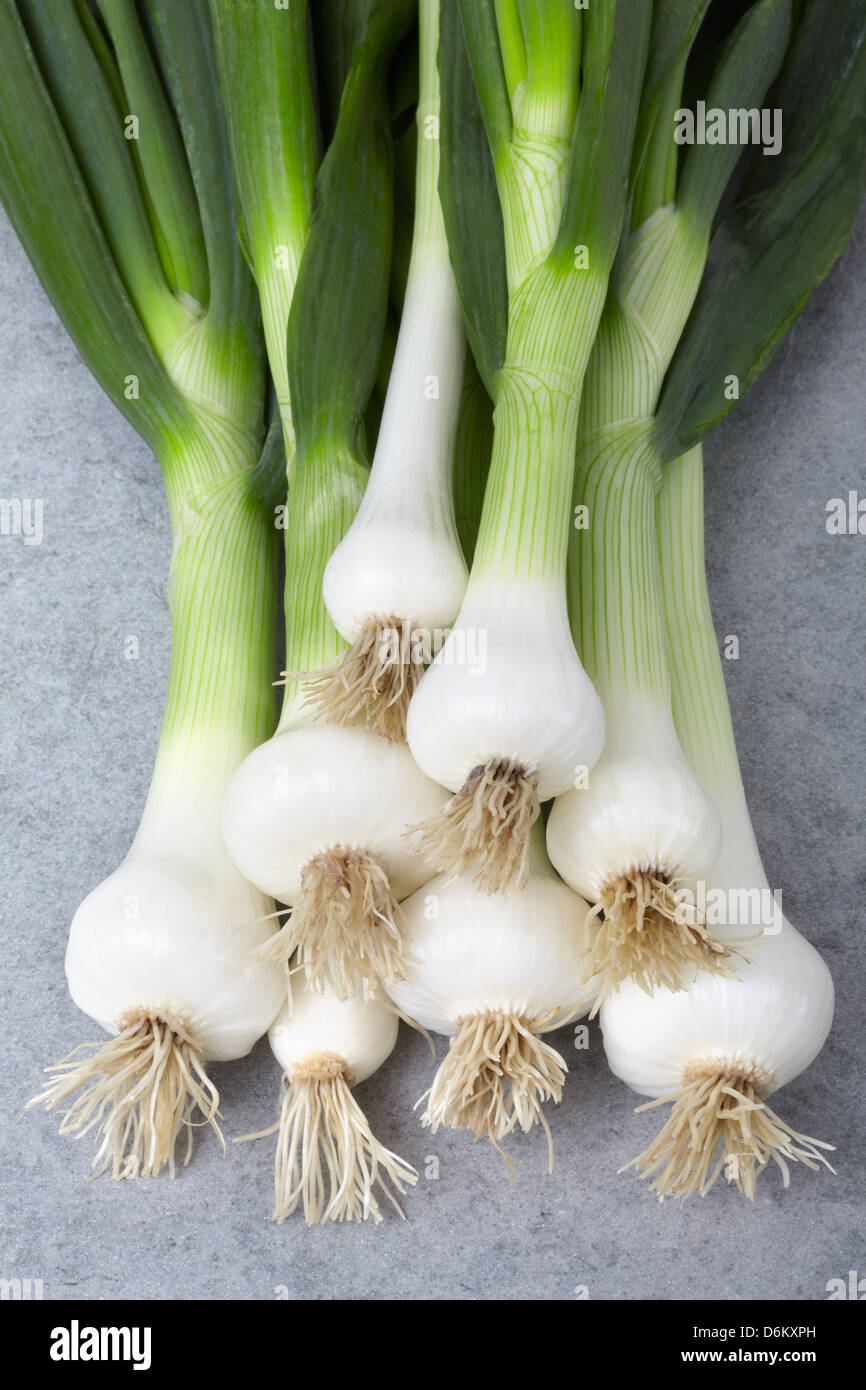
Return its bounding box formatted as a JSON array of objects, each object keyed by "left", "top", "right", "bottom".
[
  {"left": 420, "top": 1012, "right": 566, "bottom": 1171},
  {"left": 624, "top": 1062, "right": 835, "bottom": 1200},
  {"left": 243, "top": 1053, "right": 417, "bottom": 1224},
  {"left": 587, "top": 870, "right": 737, "bottom": 1013},
  {"left": 283, "top": 616, "right": 422, "bottom": 742},
  {"left": 407, "top": 758, "right": 539, "bottom": 897},
  {"left": 258, "top": 846, "right": 408, "bottom": 999},
  {"left": 28, "top": 1013, "right": 221, "bottom": 1179}
]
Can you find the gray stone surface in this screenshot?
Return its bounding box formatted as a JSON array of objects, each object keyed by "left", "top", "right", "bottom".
[{"left": 0, "top": 203, "right": 863, "bottom": 1303}]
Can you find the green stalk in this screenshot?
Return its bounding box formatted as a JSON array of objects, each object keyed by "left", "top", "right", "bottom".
[
  {"left": 273, "top": 1, "right": 410, "bottom": 725},
  {"left": 572, "top": 0, "right": 793, "bottom": 707},
  {"left": 138, "top": 429, "right": 278, "bottom": 837},
  {"left": 438, "top": 0, "right": 508, "bottom": 399},
  {"left": 513, "top": 0, "right": 580, "bottom": 140},
  {"left": 493, "top": 0, "right": 526, "bottom": 103},
  {"left": 0, "top": 0, "right": 272, "bottom": 775},
  {"left": 18, "top": 0, "right": 191, "bottom": 359},
  {"left": 572, "top": 423, "right": 670, "bottom": 711},
  {"left": 628, "top": 1, "right": 710, "bottom": 205},
  {"left": 472, "top": 351, "right": 587, "bottom": 585},
  {"left": 99, "top": 0, "right": 208, "bottom": 305},
  {"left": 656, "top": 446, "right": 770, "bottom": 893},
  {"left": 209, "top": 0, "right": 317, "bottom": 430},
  {"left": 142, "top": 0, "right": 264, "bottom": 441},
  {"left": 0, "top": 1, "right": 182, "bottom": 450},
  {"left": 458, "top": 0, "right": 650, "bottom": 588},
  {"left": 570, "top": 213, "right": 705, "bottom": 709},
  {"left": 631, "top": 49, "right": 688, "bottom": 230},
  {"left": 657, "top": 446, "right": 744, "bottom": 796},
  {"left": 453, "top": 352, "right": 494, "bottom": 565},
  {"left": 212, "top": 0, "right": 405, "bottom": 730},
  {"left": 279, "top": 445, "right": 367, "bottom": 707}
]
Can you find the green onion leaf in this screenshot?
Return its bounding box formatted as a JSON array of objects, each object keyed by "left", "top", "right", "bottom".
[
  {"left": 677, "top": 0, "right": 792, "bottom": 240},
  {"left": 630, "top": 0, "right": 711, "bottom": 195},
  {"left": 209, "top": 0, "right": 317, "bottom": 425},
  {"left": 143, "top": 0, "right": 257, "bottom": 343},
  {"left": 438, "top": 0, "right": 507, "bottom": 396},
  {"left": 454, "top": 0, "right": 513, "bottom": 160},
  {"left": 655, "top": 0, "right": 866, "bottom": 460},
  {"left": 99, "top": 0, "right": 208, "bottom": 307},
  {"left": 0, "top": 0, "right": 183, "bottom": 450},
  {"left": 553, "top": 0, "right": 652, "bottom": 275},
  {"left": 17, "top": 0, "right": 186, "bottom": 358},
  {"left": 248, "top": 394, "right": 289, "bottom": 515},
  {"left": 286, "top": 0, "right": 413, "bottom": 462}
]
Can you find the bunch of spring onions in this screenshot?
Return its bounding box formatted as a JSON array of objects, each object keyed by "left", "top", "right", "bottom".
[{"left": 4, "top": 0, "right": 863, "bottom": 1219}]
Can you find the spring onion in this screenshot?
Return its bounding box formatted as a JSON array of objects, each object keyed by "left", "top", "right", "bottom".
[
  {"left": 10, "top": 0, "right": 286, "bottom": 1175},
  {"left": 598, "top": 0, "right": 866, "bottom": 1196},
  {"left": 600, "top": 445, "right": 835, "bottom": 1198},
  {"left": 405, "top": 0, "right": 651, "bottom": 896},
  {"left": 548, "top": 0, "right": 795, "bottom": 1002},
  {"left": 306, "top": 0, "right": 469, "bottom": 744},
  {"left": 387, "top": 826, "right": 595, "bottom": 1161},
  {"left": 244, "top": 981, "right": 416, "bottom": 1224},
  {"left": 217, "top": 0, "right": 447, "bottom": 1001}
]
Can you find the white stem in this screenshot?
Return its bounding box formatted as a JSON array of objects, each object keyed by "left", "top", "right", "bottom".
[{"left": 322, "top": 0, "right": 468, "bottom": 640}]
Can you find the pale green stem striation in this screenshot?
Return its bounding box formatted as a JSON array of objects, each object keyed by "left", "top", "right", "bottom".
[
  {"left": 573, "top": 421, "right": 667, "bottom": 710},
  {"left": 657, "top": 445, "right": 750, "bottom": 798},
  {"left": 277, "top": 446, "right": 367, "bottom": 731},
  {"left": 471, "top": 259, "right": 607, "bottom": 586},
  {"left": 571, "top": 206, "right": 708, "bottom": 708},
  {"left": 136, "top": 415, "right": 277, "bottom": 847}
]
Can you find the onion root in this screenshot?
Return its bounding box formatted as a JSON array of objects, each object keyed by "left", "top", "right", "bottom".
[
  {"left": 285, "top": 616, "right": 422, "bottom": 743},
  {"left": 624, "top": 1061, "right": 835, "bottom": 1200},
  {"left": 420, "top": 1012, "right": 565, "bottom": 1171},
  {"left": 258, "top": 846, "right": 408, "bottom": 999},
  {"left": 587, "top": 870, "right": 736, "bottom": 1012},
  {"left": 408, "top": 758, "right": 539, "bottom": 897},
  {"left": 258, "top": 1052, "right": 417, "bottom": 1224},
  {"left": 28, "top": 1012, "right": 222, "bottom": 1179}
]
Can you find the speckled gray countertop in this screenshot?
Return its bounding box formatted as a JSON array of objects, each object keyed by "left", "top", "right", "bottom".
[{"left": 0, "top": 203, "right": 863, "bottom": 1303}]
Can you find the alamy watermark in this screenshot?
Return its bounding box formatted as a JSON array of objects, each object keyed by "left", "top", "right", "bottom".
[
  {"left": 50, "top": 1321, "right": 151, "bottom": 1370},
  {"left": 826, "top": 1270, "right": 866, "bottom": 1300},
  {"left": 674, "top": 881, "right": 783, "bottom": 933},
  {"left": 826, "top": 492, "right": 866, "bottom": 535},
  {"left": 377, "top": 620, "right": 487, "bottom": 676},
  {"left": 0, "top": 497, "right": 43, "bottom": 545},
  {"left": 674, "top": 101, "right": 782, "bottom": 157},
  {"left": 0, "top": 1276, "right": 43, "bottom": 1300}
]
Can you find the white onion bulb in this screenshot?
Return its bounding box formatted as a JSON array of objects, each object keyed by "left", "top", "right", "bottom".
[
  {"left": 601, "top": 921, "right": 835, "bottom": 1199},
  {"left": 386, "top": 829, "right": 596, "bottom": 1165},
  {"left": 221, "top": 723, "right": 447, "bottom": 998},
  {"left": 257, "top": 979, "right": 416, "bottom": 1224}
]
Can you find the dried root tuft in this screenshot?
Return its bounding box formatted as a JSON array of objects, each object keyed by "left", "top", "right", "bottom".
[
  {"left": 587, "top": 870, "right": 737, "bottom": 1012},
  {"left": 28, "top": 1013, "right": 221, "bottom": 1178},
  {"left": 284, "top": 616, "right": 422, "bottom": 743},
  {"left": 255, "top": 1053, "right": 417, "bottom": 1224},
  {"left": 420, "top": 1012, "right": 566, "bottom": 1171},
  {"left": 258, "top": 846, "right": 408, "bottom": 999},
  {"left": 624, "top": 1062, "right": 836, "bottom": 1200},
  {"left": 408, "top": 758, "right": 539, "bottom": 897}
]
